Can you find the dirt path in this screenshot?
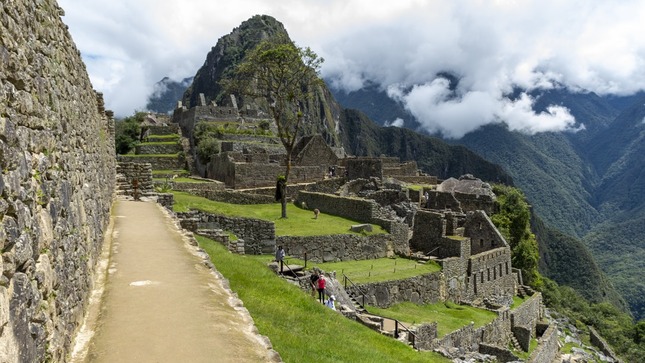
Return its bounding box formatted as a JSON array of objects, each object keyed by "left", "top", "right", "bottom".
[{"left": 73, "top": 199, "right": 278, "bottom": 363}]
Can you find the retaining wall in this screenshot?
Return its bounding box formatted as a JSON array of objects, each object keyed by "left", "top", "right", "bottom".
[{"left": 0, "top": 1, "right": 116, "bottom": 361}]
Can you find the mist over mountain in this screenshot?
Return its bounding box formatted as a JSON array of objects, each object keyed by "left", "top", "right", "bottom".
[
  {"left": 146, "top": 76, "right": 193, "bottom": 114},
  {"left": 332, "top": 85, "right": 645, "bottom": 319}
]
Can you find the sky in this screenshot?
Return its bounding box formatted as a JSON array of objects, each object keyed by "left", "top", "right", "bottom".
[{"left": 58, "top": 0, "right": 645, "bottom": 139}]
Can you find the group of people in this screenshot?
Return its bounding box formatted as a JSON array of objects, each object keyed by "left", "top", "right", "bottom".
[
  {"left": 309, "top": 270, "right": 336, "bottom": 310},
  {"left": 275, "top": 247, "right": 336, "bottom": 310}
]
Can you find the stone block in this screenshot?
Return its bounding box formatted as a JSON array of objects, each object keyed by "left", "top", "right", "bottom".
[{"left": 350, "top": 224, "right": 373, "bottom": 233}]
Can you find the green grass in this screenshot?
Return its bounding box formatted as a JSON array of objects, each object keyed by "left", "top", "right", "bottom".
[
  {"left": 152, "top": 169, "right": 189, "bottom": 176},
  {"left": 368, "top": 301, "right": 498, "bottom": 337},
  {"left": 195, "top": 235, "right": 450, "bottom": 363},
  {"left": 138, "top": 141, "right": 178, "bottom": 146},
  {"left": 153, "top": 177, "right": 212, "bottom": 184},
  {"left": 512, "top": 338, "right": 538, "bottom": 360},
  {"left": 121, "top": 153, "right": 179, "bottom": 158},
  {"left": 405, "top": 184, "right": 435, "bottom": 191},
  {"left": 172, "top": 191, "right": 388, "bottom": 237},
  {"left": 511, "top": 295, "right": 528, "bottom": 309},
  {"left": 147, "top": 133, "right": 179, "bottom": 139},
  {"left": 247, "top": 255, "right": 442, "bottom": 284}
]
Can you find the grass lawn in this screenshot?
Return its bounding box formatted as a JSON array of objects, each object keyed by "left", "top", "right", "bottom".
[
  {"left": 511, "top": 295, "right": 528, "bottom": 309},
  {"left": 139, "top": 141, "right": 178, "bottom": 146},
  {"left": 120, "top": 153, "right": 179, "bottom": 158},
  {"left": 196, "top": 235, "right": 450, "bottom": 363},
  {"left": 152, "top": 169, "right": 189, "bottom": 176},
  {"left": 147, "top": 133, "right": 179, "bottom": 139},
  {"left": 172, "top": 191, "right": 388, "bottom": 237},
  {"left": 247, "top": 255, "right": 442, "bottom": 284},
  {"left": 153, "top": 177, "right": 212, "bottom": 184},
  {"left": 368, "top": 301, "right": 498, "bottom": 337}
]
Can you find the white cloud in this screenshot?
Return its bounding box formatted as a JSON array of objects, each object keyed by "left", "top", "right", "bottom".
[
  {"left": 57, "top": 0, "right": 645, "bottom": 135},
  {"left": 384, "top": 118, "right": 405, "bottom": 128}
]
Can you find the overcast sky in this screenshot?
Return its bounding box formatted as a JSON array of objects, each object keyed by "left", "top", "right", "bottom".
[{"left": 58, "top": 0, "right": 645, "bottom": 138}]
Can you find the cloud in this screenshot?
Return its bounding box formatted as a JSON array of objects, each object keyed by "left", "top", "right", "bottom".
[
  {"left": 57, "top": 0, "right": 645, "bottom": 131},
  {"left": 384, "top": 118, "right": 405, "bottom": 128}
]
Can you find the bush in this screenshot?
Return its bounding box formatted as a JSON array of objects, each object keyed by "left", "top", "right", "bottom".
[
  {"left": 114, "top": 112, "right": 145, "bottom": 154},
  {"left": 196, "top": 136, "right": 220, "bottom": 164}
]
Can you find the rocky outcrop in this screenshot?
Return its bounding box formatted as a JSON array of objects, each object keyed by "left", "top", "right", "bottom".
[{"left": 1, "top": 1, "right": 115, "bottom": 361}]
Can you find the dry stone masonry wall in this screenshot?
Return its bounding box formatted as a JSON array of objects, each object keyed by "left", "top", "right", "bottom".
[{"left": 1, "top": 1, "right": 116, "bottom": 361}]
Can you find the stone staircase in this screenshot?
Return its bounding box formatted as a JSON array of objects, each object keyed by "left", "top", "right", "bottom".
[
  {"left": 517, "top": 285, "right": 536, "bottom": 298},
  {"left": 509, "top": 335, "right": 523, "bottom": 352}
]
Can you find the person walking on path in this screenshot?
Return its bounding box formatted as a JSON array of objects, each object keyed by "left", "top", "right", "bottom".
[
  {"left": 275, "top": 245, "right": 285, "bottom": 274},
  {"left": 317, "top": 272, "right": 326, "bottom": 303}
]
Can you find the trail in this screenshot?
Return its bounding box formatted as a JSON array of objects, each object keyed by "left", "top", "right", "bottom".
[{"left": 72, "top": 199, "right": 278, "bottom": 363}]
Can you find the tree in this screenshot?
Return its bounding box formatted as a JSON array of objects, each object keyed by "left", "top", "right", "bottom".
[
  {"left": 226, "top": 37, "right": 324, "bottom": 218},
  {"left": 491, "top": 184, "right": 542, "bottom": 288},
  {"left": 115, "top": 112, "right": 145, "bottom": 154}
]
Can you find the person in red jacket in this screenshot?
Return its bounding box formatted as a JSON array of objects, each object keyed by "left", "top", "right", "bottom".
[{"left": 317, "top": 273, "right": 326, "bottom": 303}]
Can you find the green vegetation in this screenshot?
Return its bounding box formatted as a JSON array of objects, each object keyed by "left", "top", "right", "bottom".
[
  {"left": 147, "top": 133, "right": 180, "bottom": 140},
  {"left": 541, "top": 278, "right": 645, "bottom": 362},
  {"left": 491, "top": 185, "right": 542, "bottom": 288},
  {"left": 368, "top": 302, "right": 497, "bottom": 338},
  {"left": 195, "top": 235, "right": 449, "bottom": 363},
  {"left": 172, "top": 191, "right": 387, "bottom": 237},
  {"left": 138, "top": 141, "right": 178, "bottom": 146},
  {"left": 152, "top": 169, "right": 189, "bottom": 176},
  {"left": 114, "top": 112, "right": 145, "bottom": 154},
  {"left": 247, "top": 255, "right": 441, "bottom": 284},
  {"left": 119, "top": 153, "right": 179, "bottom": 158}
]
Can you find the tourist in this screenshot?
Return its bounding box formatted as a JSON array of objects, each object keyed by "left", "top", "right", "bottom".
[
  {"left": 275, "top": 245, "right": 285, "bottom": 274},
  {"left": 325, "top": 295, "right": 336, "bottom": 310},
  {"left": 309, "top": 270, "right": 319, "bottom": 297},
  {"left": 317, "top": 272, "right": 326, "bottom": 303}
]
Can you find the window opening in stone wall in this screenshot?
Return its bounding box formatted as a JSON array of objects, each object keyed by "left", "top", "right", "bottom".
[
  {"left": 491, "top": 239, "right": 496, "bottom": 247},
  {"left": 480, "top": 271, "right": 484, "bottom": 283},
  {"left": 487, "top": 268, "right": 490, "bottom": 281},
  {"left": 480, "top": 239, "right": 484, "bottom": 248},
  {"left": 505, "top": 262, "right": 509, "bottom": 275},
  {"left": 493, "top": 267, "right": 497, "bottom": 280}
]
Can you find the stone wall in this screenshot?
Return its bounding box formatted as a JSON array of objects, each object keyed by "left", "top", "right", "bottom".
[
  {"left": 116, "top": 162, "right": 154, "bottom": 197},
  {"left": 410, "top": 210, "right": 446, "bottom": 255},
  {"left": 511, "top": 293, "right": 542, "bottom": 337},
  {"left": 396, "top": 175, "right": 438, "bottom": 185},
  {"left": 176, "top": 210, "right": 275, "bottom": 254},
  {"left": 467, "top": 247, "right": 515, "bottom": 305},
  {"left": 207, "top": 152, "right": 324, "bottom": 189},
  {"left": 117, "top": 154, "right": 185, "bottom": 170},
  {"left": 0, "top": 1, "right": 116, "bottom": 361},
  {"left": 169, "top": 180, "right": 225, "bottom": 193},
  {"left": 135, "top": 142, "right": 181, "bottom": 155},
  {"left": 464, "top": 211, "right": 508, "bottom": 255},
  {"left": 347, "top": 273, "right": 443, "bottom": 308},
  {"left": 295, "top": 191, "right": 378, "bottom": 226},
  {"left": 527, "top": 324, "right": 560, "bottom": 363},
  {"left": 346, "top": 158, "right": 383, "bottom": 180},
  {"left": 425, "top": 190, "right": 461, "bottom": 211},
  {"left": 148, "top": 124, "right": 179, "bottom": 136},
  {"left": 188, "top": 189, "right": 275, "bottom": 205},
  {"left": 277, "top": 233, "right": 391, "bottom": 263},
  {"left": 588, "top": 326, "right": 623, "bottom": 363}
]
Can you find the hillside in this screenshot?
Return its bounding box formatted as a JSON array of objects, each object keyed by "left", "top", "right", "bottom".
[
  {"left": 146, "top": 76, "right": 193, "bottom": 114},
  {"left": 332, "top": 85, "right": 640, "bottom": 318}
]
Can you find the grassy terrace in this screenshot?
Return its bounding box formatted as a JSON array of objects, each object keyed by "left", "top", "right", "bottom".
[
  {"left": 152, "top": 169, "right": 189, "bottom": 176},
  {"left": 120, "top": 153, "right": 179, "bottom": 157},
  {"left": 147, "top": 133, "right": 179, "bottom": 139},
  {"left": 172, "top": 191, "right": 388, "bottom": 237},
  {"left": 368, "top": 302, "right": 498, "bottom": 338},
  {"left": 196, "top": 235, "right": 450, "bottom": 363},
  {"left": 138, "top": 141, "right": 179, "bottom": 146},
  {"left": 153, "top": 177, "right": 212, "bottom": 184},
  {"left": 248, "top": 255, "right": 441, "bottom": 284}
]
